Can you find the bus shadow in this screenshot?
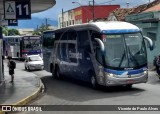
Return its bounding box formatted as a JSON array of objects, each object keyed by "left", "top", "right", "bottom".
[{"left": 41, "top": 75, "right": 145, "bottom": 102}]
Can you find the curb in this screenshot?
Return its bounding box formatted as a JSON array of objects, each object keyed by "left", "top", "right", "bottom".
[{"left": 0, "top": 79, "right": 44, "bottom": 114}]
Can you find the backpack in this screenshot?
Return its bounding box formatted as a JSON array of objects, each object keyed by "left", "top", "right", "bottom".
[{"left": 10, "top": 61, "right": 16, "bottom": 69}]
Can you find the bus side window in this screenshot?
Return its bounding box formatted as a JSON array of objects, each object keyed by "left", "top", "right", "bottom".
[
  {"left": 68, "top": 32, "right": 77, "bottom": 40},
  {"left": 78, "top": 30, "right": 88, "bottom": 47},
  {"left": 84, "top": 46, "right": 91, "bottom": 60},
  {"left": 61, "top": 43, "right": 67, "bottom": 61},
  {"left": 57, "top": 43, "right": 61, "bottom": 59},
  {"left": 43, "top": 32, "right": 55, "bottom": 48},
  {"left": 68, "top": 43, "right": 77, "bottom": 63}
]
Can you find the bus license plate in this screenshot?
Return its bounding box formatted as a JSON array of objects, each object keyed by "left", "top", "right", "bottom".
[{"left": 127, "top": 80, "right": 134, "bottom": 84}]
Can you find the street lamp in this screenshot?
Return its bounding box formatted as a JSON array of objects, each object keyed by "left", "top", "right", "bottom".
[
  {"left": 126, "top": 2, "right": 129, "bottom": 8},
  {"left": 72, "top": 1, "right": 81, "bottom": 6}
]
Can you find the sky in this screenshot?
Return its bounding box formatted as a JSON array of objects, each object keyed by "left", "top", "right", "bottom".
[{"left": 32, "top": 0, "right": 154, "bottom": 20}]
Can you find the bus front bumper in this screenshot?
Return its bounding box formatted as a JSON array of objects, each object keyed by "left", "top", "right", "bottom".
[{"left": 104, "top": 73, "right": 148, "bottom": 86}]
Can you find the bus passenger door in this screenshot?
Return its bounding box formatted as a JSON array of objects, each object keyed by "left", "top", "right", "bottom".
[{"left": 59, "top": 43, "right": 68, "bottom": 75}]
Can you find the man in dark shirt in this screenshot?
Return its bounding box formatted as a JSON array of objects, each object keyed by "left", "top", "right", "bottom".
[{"left": 7, "top": 56, "right": 15, "bottom": 83}]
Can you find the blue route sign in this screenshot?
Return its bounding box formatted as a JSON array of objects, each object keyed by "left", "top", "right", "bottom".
[
  {"left": 8, "top": 19, "right": 18, "bottom": 26},
  {"left": 16, "top": 0, "right": 31, "bottom": 19}
]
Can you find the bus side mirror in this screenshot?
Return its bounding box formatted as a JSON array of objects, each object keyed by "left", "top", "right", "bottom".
[
  {"left": 143, "top": 36, "right": 154, "bottom": 51},
  {"left": 94, "top": 38, "right": 105, "bottom": 52}
]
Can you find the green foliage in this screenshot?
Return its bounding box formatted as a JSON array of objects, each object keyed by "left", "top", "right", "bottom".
[
  {"left": 32, "top": 23, "right": 53, "bottom": 35},
  {"left": 2, "top": 26, "right": 8, "bottom": 36},
  {"left": 2, "top": 26, "right": 20, "bottom": 36},
  {"left": 8, "top": 28, "right": 20, "bottom": 36}
]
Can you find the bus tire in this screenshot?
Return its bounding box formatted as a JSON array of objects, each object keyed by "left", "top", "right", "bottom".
[
  {"left": 90, "top": 73, "right": 98, "bottom": 89},
  {"left": 52, "top": 66, "right": 56, "bottom": 79},
  {"left": 126, "top": 84, "right": 132, "bottom": 89},
  {"left": 54, "top": 66, "right": 62, "bottom": 79}
]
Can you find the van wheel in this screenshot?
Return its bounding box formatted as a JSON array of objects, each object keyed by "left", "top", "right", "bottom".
[{"left": 90, "top": 73, "right": 98, "bottom": 89}]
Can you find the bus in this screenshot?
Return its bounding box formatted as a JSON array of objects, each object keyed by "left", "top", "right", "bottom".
[
  {"left": 3, "top": 35, "right": 42, "bottom": 59},
  {"left": 42, "top": 21, "right": 153, "bottom": 88}
]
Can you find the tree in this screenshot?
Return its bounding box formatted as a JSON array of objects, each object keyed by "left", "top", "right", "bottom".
[
  {"left": 2, "top": 26, "right": 8, "bottom": 36},
  {"left": 8, "top": 28, "right": 20, "bottom": 36},
  {"left": 32, "top": 23, "right": 53, "bottom": 35}
]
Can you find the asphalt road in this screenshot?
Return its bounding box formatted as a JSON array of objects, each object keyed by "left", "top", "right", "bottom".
[{"left": 11, "top": 62, "right": 160, "bottom": 114}]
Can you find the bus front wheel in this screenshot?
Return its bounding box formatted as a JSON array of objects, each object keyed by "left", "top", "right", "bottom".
[
  {"left": 90, "top": 73, "right": 98, "bottom": 89},
  {"left": 126, "top": 84, "right": 132, "bottom": 89}
]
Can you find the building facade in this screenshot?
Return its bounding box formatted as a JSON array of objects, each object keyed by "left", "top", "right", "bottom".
[
  {"left": 106, "top": 0, "right": 160, "bottom": 64},
  {"left": 126, "top": 11, "right": 160, "bottom": 64},
  {"left": 58, "top": 5, "right": 120, "bottom": 28}
]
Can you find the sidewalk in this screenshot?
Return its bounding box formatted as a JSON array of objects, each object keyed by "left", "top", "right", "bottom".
[{"left": 0, "top": 61, "right": 44, "bottom": 114}]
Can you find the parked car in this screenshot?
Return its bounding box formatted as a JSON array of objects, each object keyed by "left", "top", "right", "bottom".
[{"left": 24, "top": 55, "right": 44, "bottom": 71}]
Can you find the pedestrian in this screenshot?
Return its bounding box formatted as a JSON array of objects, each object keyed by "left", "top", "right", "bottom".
[
  {"left": 155, "top": 55, "right": 160, "bottom": 78},
  {"left": 7, "top": 56, "right": 15, "bottom": 83}
]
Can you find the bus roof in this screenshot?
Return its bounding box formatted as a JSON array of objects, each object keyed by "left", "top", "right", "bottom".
[
  {"left": 3, "top": 36, "right": 23, "bottom": 38},
  {"left": 3, "top": 35, "right": 40, "bottom": 39},
  {"left": 44, "top": 21, "right": 140, "bottom": 34}
]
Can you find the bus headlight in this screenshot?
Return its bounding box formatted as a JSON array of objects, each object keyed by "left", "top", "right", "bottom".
[
  {"left": 144, "top": 70, "right": 148, "bottom": 75},
  {"left": 107, "top": 73, "right": 114, "bottom": 77}
]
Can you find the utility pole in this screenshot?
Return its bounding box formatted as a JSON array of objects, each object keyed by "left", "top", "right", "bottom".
[
  {"left": 126, "top": 2, "right": 129, "bottom": 8},
  {"left": 93, "top": 0, "right": 95, "bottom": 22},
  {"left": 45, "top": 18, "right": 48, "bottom": 30},
  {"left": 89, "top": 0, "right": 95, "bottom": 22},
  {"left": 62, "top": 8, "right": 64, "bottom": 28}
]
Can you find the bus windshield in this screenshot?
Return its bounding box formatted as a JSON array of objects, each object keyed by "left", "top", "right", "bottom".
[
  {"left": 101, "top": 32, "right": 147, "bottom": 69},
  {"left": 24, "top": 39, "right": 41, "bottom": 49}
]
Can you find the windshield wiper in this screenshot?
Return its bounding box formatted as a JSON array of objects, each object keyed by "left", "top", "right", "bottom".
[
  {"left": 118, "top": 51, "right": 125, "bottom": 67},
  {"left": 127, "top": 47, "right": 139, "bottom": 66}
]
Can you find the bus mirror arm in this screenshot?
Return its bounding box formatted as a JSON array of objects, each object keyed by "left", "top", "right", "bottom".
[
  {"left": 94, "top": 38, "right": 105, "bottom": 52},
  {"left": 143, "top": 36, "right": 154, "bottom": 51}
]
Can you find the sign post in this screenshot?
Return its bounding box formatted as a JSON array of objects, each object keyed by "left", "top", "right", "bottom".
[
  {"left": 1, "top": 15, "right": 18, "bottom": 26},
  {"left": 4, "top": 0, "right": 31, "bottom": 20},
  {"left": 4, "top": 0, "right": 16, "bottom": 19}
]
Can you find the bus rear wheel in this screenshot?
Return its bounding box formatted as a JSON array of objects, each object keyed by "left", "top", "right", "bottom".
[
  {"left": 53, "top": 66, "right": 61, "bottom": 79},
  {"left": 52, "top": 66, "right": 56, "bottom": 79}
]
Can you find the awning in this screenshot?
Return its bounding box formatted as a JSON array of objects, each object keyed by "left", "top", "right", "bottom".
[{"left": 0, "top": 0, "right": 56, "bottom": 14}]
